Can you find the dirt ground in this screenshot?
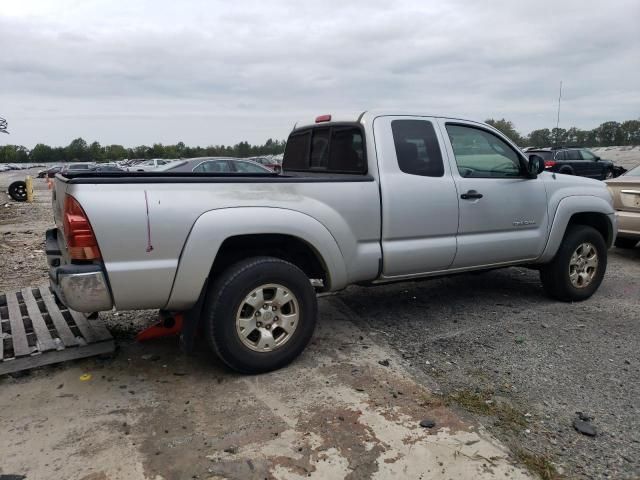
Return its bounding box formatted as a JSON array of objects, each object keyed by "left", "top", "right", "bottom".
[
  {"left": 1, "top": 169, "right": 532, "bottom": 480},
  {"left": 1, "top": 167, "right": 639, "bottom": 480}
]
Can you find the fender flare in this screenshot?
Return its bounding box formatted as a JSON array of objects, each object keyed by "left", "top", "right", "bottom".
[
  {"left": 538, "top": 196, "right": 615, "bottom": 263},
  {"left": 165, "top": 207, "right": 347, "bottom": 310}
]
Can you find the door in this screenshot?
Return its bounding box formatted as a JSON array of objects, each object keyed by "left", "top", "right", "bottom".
[
  {"left": 564, "top": 149, "right": 589, "bottom": 176},
  {"left": 438, "top": 120, "right": 550, "bottom": 268},
  {"left": 579, "top": 149, "right": 603, "bottom": 178},
  {"left": 374, "top": 116, "right": 459, "bottom": 277}
]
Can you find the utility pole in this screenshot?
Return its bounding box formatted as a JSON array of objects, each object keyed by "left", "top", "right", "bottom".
[{"left": 555, "top": 81, "right": 562, "bottom": 146}]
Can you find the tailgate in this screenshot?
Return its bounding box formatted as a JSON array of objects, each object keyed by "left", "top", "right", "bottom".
[{"left": 52, "top": 175, "right": 69, "bottom": 232}]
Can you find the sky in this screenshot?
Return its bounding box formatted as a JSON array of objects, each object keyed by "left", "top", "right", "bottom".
[{"left": 1, "top": 0, "right": 639, "bottom": 148}]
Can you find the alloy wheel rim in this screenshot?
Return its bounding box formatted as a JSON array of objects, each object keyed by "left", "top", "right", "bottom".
[
  {"left": 235, "top": 283, "right": 299, "bottom": 352},
  {"left": 568, "top": 242, "right": 598, "bottom": 288}
]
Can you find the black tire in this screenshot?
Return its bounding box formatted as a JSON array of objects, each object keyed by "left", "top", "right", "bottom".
[
  {"left": 540, "top": 225, "right": 607, "bottom": 302},
  {"left": 603, "top": 168, "right": 614, "bottom": 180},
  {"left": 203, "top": 256, "right": 317, "bottom": 374},
  {"left": 8, "top": 181, "right": 28, "bottom": 202},
  {"left": 614, "top": 237, "right": 638, "bottom": 249}
]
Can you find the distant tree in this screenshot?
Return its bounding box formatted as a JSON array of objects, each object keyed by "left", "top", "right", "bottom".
[
  {"left": 30, "top": 143, "right": 54, "bottom": 163},
  {"left": 485, "top": 118, "right": 523, "bottom": 144},
  {"left": 527, "top": 128, "right": 553, "bottom": 147},
  {"left": 620, "top": 120, "right": 640, "bottom": 145},
  {"left": 66, "top": 138, "right": 89, "bottom": 162},
  {"left": 88, "top": 141, "right": 104, "bottom": 161},
  {"left": 104, "top": 144, "right": 128, "bottom": 160},
  {"left": 551, "top": 127, "right": 568, "bottom": 147}
]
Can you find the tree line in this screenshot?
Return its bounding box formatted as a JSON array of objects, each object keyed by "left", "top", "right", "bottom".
[
  {"left": 1, "top": 118, "right": 640, "bottom": 164},
  {"left": 485, "top": 118, "right": 640, "bottom": 148},
  {"left": 0, "top": 138, "right": 287, "bottom": 164}
]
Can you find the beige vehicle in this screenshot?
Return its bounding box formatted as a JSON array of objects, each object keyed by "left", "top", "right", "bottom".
[{"left": 606, "top": 164, "right": 640, "bottom": 248}]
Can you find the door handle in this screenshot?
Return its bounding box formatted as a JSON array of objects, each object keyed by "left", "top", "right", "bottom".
[{"left": 460, "top": 190, "right": 483, "bottom": 200}]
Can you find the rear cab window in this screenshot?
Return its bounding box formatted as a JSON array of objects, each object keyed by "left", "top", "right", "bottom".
[{"left": 283, "top": 124, "right": 366, "bottom": 174}]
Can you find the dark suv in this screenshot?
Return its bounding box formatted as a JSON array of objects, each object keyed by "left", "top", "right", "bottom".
[{"left": 525, "top": 147, "right": 614, "bottom": 180}]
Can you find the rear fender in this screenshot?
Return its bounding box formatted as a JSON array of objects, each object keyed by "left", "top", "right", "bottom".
[{"left": 165, "top": 207, "right": 346, "bottom": 310}]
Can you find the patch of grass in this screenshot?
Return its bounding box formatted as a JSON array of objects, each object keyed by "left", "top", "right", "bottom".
[
  {"left": 515, "top": 449, "right": 562, "bottom": 480},
  {"left": 446, "top": 390, "right": 527, "bottom": 431}
]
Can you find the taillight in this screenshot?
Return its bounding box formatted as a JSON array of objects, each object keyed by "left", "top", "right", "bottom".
[
  {"left": 544, "top": 161, "right": 556, "bottom": 169},
  {"left": 63, "top": 195, "right": 102, "bottom": 260}
]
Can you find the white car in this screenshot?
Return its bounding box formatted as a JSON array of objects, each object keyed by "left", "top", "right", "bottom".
[{"left": 126, "top": 159, "right": 174, "bottom": 172}]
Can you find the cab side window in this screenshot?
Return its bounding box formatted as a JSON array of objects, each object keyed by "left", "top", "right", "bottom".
[
  {"left": 445, "top": 124, "right": 522, "bottom": 178},
  {"left": 580, "top": 149, "right": 596, "bottom": 160},
  {"left": 391, "top": 120, "right": 444, "bottom": 177}
]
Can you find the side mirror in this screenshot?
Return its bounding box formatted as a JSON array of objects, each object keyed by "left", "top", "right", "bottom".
[
  {"left": 594, "top": 156, "right": 601, "bottom": 161},
  {"left": 527, "top": 155, "right": 545, "bottom": 177}
]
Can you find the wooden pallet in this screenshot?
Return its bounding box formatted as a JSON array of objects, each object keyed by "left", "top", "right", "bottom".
[{"left": 0, "top": 285, "right": 115, "bottom": 375}]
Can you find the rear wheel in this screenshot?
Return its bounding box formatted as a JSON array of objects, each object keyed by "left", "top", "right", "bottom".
[
  {"left": 614, "top": 237, "right": 638, "bottom": 249},
  {"left": 203, "top": 256, "right": 317, "bottom": 373},
  {"left": 540, "top": 225, "right": 607, "bottom": 301},
  {"left": 604, "top": 168, "right": 614, "bottom": 180}
]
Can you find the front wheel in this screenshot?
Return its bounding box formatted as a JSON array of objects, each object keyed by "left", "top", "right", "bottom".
[
  {"left": 203, "top": 256, "right": 317, "bottom": 374},
  {"left": 540, "top": 225, "right": 607, "bottom": 302}
]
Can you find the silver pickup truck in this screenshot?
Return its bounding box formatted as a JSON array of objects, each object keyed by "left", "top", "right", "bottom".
[{"left": 47, "top": 112, "right": 616, "bottom": 373}]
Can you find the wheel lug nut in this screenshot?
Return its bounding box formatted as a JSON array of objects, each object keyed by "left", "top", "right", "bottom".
[
  {"left": 263, "top": 304, "right": 268, "bottom": 310},
  {"left": 274, "top": 316, "right": 279, "bottom": 321},
  {"left": 257, "top": 322, "right": 262, "bottom": 327},
  {"left": 255, "top": 311, "right": 261, "bottom": 316},
  {"left": 272, "top": 306, "right": 277, "bottom": 311},
  {"left": 266, "top": 324, "right": 271, "bottom": 330}
]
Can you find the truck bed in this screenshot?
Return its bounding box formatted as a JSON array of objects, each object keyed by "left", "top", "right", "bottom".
[{"left": 53, "top": 170, "right": 382, "bottom": 311}]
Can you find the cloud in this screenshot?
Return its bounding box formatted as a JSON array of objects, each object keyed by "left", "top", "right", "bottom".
[{"left": 0, "top": 0, "right": 638, "bottom": 147}]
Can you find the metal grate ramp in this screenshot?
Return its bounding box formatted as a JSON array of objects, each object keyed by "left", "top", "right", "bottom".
[{"left": 0, "top": 285, "right": 114, "bottom": 375}]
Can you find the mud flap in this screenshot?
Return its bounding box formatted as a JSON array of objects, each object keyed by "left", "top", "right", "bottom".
[{"left": 179, "top": 279, "right": 209, "bottom": 353}]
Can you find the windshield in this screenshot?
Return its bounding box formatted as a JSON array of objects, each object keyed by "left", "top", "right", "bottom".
[{"left": 625, "top": 164, "right": 640, "bottom": 176}]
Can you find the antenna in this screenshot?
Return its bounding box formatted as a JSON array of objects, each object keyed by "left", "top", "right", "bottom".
[{"left": 554, "top": 81, "right": 562, "bottom": 146}]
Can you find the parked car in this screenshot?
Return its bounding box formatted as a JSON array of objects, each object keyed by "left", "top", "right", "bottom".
[
  {"left": 47, "top": 111, "right": 615, "bottom": 374},
  {"left": 93, "top": 164, "right": 124, "bottom": 173},
  {"left": 158, "top": 157, "right": 274, "bottom": 174},
  {"left": 0, "top": 164, "right": 10, "bottom": 172},
  {"left": 525, "top": 147, "right": 614, "bottom": 180},
  {"left": 249, "top": 156, "right": 282, "bottom": 173},
  {"left": 60, "top": 163, "right": 96, "bottom": 175},
  {"left": 38, "top": 165, "right": 63, "bottom": 178},
  {"left": 126, "top": 159, "right": 174, "bottom": 172},
  {"left": 605, "top": 164, "right": 640, "bottom": 248}
]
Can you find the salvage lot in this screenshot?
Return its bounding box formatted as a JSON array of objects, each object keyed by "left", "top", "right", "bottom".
[{"left": 1, "top": 167, "right": 639, "bottom": 479}]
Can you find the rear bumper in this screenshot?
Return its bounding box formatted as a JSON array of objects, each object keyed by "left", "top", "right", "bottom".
[
  {"left": 46, "top": 228, "right": 114, "bottom": 312},
  {"left": 616, "top": 210, "right": 640, "bottom": 239}
]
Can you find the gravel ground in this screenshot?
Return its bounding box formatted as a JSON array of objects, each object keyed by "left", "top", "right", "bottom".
[
  {"left": 339, "top": 249, "right": 639, "bottom": 479},
  {"left": 1, "top": 167, "right": 639, "bottom": 479}
]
